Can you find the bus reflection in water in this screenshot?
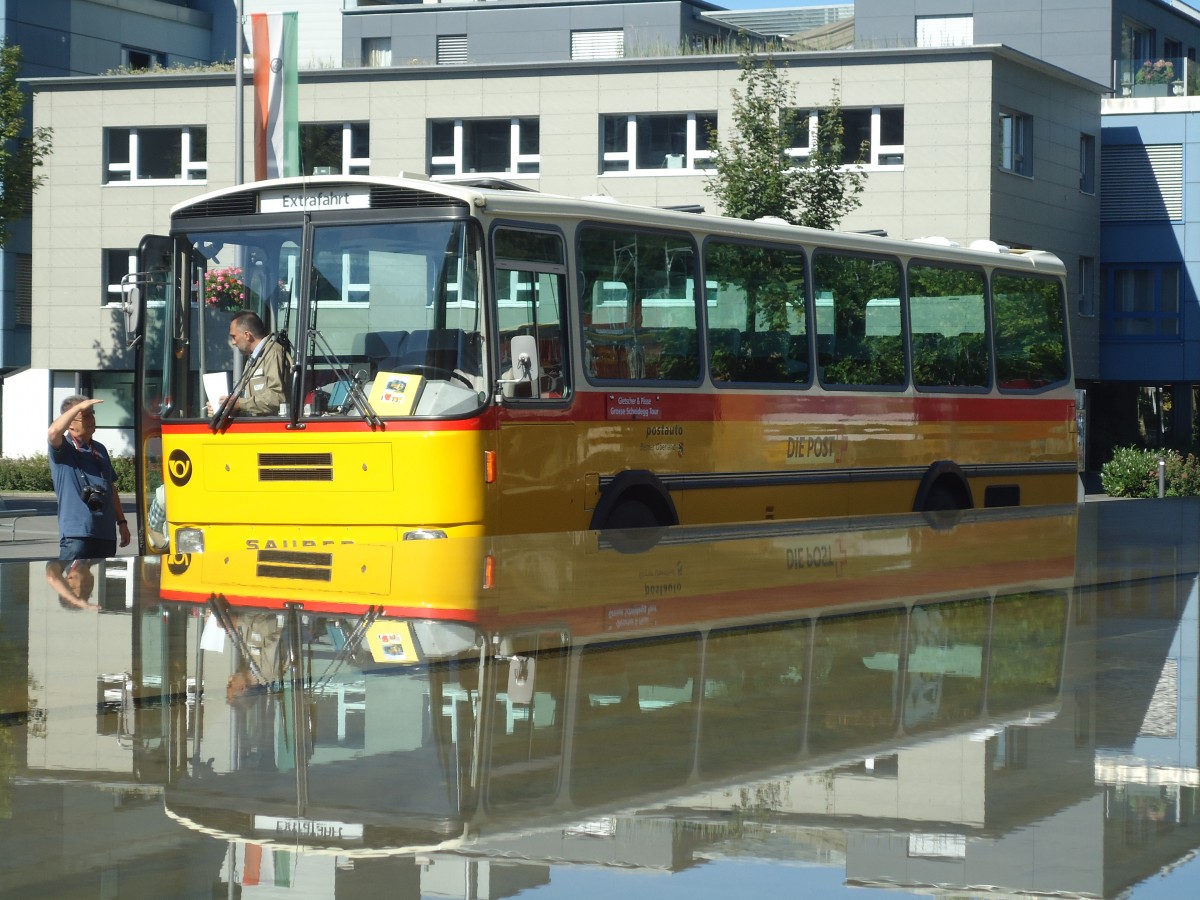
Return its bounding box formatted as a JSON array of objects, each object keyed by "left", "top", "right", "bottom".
[{"left": 150, "top": 505, "right": 1076, "bottom": 853}]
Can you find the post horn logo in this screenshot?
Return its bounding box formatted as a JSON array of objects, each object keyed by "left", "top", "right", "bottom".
[
  {"left": 166, "top": 554, "right": 192, "bottom": 576},
  {"left": 167, "top": 449, "right": 193, "bottom": 486}
]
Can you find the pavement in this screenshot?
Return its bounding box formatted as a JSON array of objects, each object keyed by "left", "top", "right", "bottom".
[{"left": 0, "top": 492, "right": 139, "bottom": 562}]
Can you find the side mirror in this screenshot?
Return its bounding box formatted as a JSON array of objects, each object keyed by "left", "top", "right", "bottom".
[
  {"left": 498, "top": 333, "right": 540, "bottom": 399},
  {"left": 121, "top": 277, "right": 141, "bottom": 349},
  {"left": 128, "top": 234, "right": 174, "bottom": 349}
]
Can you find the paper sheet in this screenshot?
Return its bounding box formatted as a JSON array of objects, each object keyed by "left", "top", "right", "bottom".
[
  {"left": 204, "top": 371, "right": 231, "bottom": 407},
  {"left": 200, "top": 612, "right": 228, "bottom": 652}
]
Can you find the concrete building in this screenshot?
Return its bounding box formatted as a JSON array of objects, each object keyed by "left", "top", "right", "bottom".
[
  {"left": 0, "top": 0, "right": 212, "bottom": 378},
  {"left": 854, "top": 0, "right": 1200, "bottom": 92},
  {"left": 850, "top": 0, "right": 1200, "bottom": 490},
  {"left": 10, "top": 0, "right": 1111, "bottom": 465},
  {"left": 15, "top": 33, "right": 1103, "bottom": 458}
]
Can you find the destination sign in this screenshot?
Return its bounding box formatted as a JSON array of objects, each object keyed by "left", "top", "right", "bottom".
[
  {"left": 254, "top": 815, "right": 364, "bottom": 841},
  {"left": 260, "top": 186, "right": 371, "bottom": 213}
]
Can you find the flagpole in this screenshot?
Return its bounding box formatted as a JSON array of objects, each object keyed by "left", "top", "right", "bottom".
[{"left": 234, "top": 0, "right": 244, "bottom": 186}]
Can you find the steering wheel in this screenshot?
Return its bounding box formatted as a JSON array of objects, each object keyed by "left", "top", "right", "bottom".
[{"left": 395, "top": 364, "right": 474, "bottom": 388}]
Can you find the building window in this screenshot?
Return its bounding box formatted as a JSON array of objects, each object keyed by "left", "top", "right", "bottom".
[
  {"left": 122, "top": 47, "right": 166, "bottom": 71},
  {"left": 300, "top": 123, "right": 370, "bottom": 176},
  {"left": 430, "top": 118, "right": 539, "bottom": 177},
  {"left": 15, "top": 254, "right": 31, "bottom": 326},
  {"left": 998, "top": 110, "right": 1032, "bottom": 176},
  {"left": 362, "top": 38, "right": 391, "bottom": 67},
  {"left": 1122, "top": 18, "right": 1154, "bottom": 64},
  {"left": 103, "top": 249, "right": 136, "bottom": 307},
  {"left": 1078, "top": 256, "right": 1095, "bottom": 317},
  {"left": 437, "top": 35, "right": 468, "bottom": 65},
  {"left": 88, "top": 371, "right": 136, "bottom": 428},
  {"left": 789, "top": 107, "right": 904, "bottom": 167},
  {"left": 916, "top": 15, "right": 973, "bottom": 48},
  {"left": 572, "top": 29, "right": 624, "bottom": 60},
  {"left": 104, "top": 127, "right": 206, "bottom": 184},
  {"left": 1105, "top": 265, "right": 1180, "bottom": 337},
  {"left": 1080, "top": 133, "right": 1096, "bottom": 194},
  {"left": 601, "top": 113, "right": 715, "bottom": 173}
]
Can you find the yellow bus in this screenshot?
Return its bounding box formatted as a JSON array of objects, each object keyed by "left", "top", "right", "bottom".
[
  {"left": 126, "top": 175, "right": 1078, "bottom": 554},
  {"left": 147, "top": 506, "right": 1079, "bottom": 854}
]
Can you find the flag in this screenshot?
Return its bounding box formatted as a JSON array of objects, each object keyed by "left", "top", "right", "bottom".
[{"left": 251, "top": 11, "right": 299, "bottom": 181}]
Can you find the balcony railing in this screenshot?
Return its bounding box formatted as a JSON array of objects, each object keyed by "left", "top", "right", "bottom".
[{"left": 1116, "top": 56, "right": 1196, "bottom": 98}]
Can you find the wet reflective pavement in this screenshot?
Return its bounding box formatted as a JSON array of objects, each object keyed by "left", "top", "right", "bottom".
[{"left": 2, "top": 500, "right": 1199, "bottom": 898}]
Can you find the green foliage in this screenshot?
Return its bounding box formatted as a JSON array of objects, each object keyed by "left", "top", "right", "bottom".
[
  {"left": 1100, "top": 446, "right": 1200, "bottom": 498},
  {"left": 704, "top": 50, "right": 865, "bottom": 229},
  {"left": 0, "top": 455, "right": 136, "bottom": 494},
  {"left": 794, "top": 86, "right": 867, "bottom": 230},
  {"left": 0, "top": 42, "right": 53, "bottom": 246}
]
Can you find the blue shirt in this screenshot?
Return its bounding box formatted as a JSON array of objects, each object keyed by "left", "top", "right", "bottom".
[{"left": 49, "top": 436, "right": 118, "bottom": 541}]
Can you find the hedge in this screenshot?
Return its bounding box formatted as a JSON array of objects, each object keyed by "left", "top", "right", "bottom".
[
  {"left": 1100, "top": 446, "right": 1200, "bottom": 498},
  {"left": 0, "top": 455, "right": 137, "bottom": 494}
]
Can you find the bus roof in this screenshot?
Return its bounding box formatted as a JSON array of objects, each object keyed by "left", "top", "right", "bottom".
[{"left": 168, "top": 174, "right": 1066, "bottom": 275}]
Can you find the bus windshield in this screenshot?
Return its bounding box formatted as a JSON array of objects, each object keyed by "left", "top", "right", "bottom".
[{"left": 169, "top": 218, "right": 486, "bottom": 420}]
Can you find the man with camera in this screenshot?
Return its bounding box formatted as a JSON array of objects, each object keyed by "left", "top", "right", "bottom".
[{"left": 48, "top": 395, "right": 130, "bottom": 560}]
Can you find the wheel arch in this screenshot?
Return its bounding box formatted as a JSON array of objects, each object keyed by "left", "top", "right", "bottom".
[
  {"left": 912, "top": 460, "right": 974, "bottom": 512},
  {"left": 589, "top": 470, "right": 679, "bottom": 530}
]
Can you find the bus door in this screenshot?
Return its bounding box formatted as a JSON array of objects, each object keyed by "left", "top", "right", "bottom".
[
  {"left": 492, "top": 227, "right": 575, "bottom": 533},
  {"left": 128, "top": 234, "right": 183, "bottom": 554}
]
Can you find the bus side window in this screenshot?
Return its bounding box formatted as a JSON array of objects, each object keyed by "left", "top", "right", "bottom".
[
  {"left": 993, "top": 272, "right": 1068, "bottom": 390},
  {"left": 493, "top": 227, "right": 570, "bottom": 400},
  {"left": 813, "top": 250, "right": 905, "bottom": 389},
  {"left": 578, "top": 225, "right": 699, "bottom": 383},
  {"left": 705, "top": 240, "right": 807, "bottom": 385},
  {"left": 908, "top": 262, "right": 989, "bottom": 390}
]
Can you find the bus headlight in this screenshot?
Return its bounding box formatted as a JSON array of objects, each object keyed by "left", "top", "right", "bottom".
[
  {"left": 403, "top": 529, "right": 447, "bottom": 540},
  {"left": 174, "top": 527, "right": 206, "bottom": 554}
]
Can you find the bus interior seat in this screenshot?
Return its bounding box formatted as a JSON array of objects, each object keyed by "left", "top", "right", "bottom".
[
  {"left": 365, "top": 331, "right": 409, "bottom": 371},
  {"left": 380, "top": 329, "right": 485, "bottom": 392}
]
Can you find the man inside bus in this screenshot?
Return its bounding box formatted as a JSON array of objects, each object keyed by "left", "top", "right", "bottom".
[{"left": 215, "top": 310, "right": 292, "bottom": 417}]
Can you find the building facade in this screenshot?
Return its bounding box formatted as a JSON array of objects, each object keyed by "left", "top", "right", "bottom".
[
  {"left": 16, "top": 39, "right": 1102, "bottom": 458},
  {"left": 852, "top": 0, "right": 1200, "bottom": 465},
  {"left": 0, "top": 0, "right": 212, "bottom": 378},
  {"left": 854, "top": 0, "right": 1200, "bottom": 91}
]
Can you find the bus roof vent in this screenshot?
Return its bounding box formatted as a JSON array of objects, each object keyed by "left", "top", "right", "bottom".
[
  {"left": 968, "top": 239, "right": 1010, "bottom": 253},
  {"left": 187, "top": 192, "right": 259, "bottom": 218},
  {"left": 912, "top": 235, "right": 960, "bottom": 247},
  {"left": 369, "top": 185, "right": 471, "bottom": 211}
]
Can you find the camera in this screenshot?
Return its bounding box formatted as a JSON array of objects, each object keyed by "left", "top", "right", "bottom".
[{"left": 81, "top": 485, "right": 108, "bottom": 513}]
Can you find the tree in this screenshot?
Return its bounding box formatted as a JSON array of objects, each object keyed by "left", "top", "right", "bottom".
[
  {"left": 705, "top": 51, "right": 865, "bottom": 230},
  {"left": 0, "top": 42, "right": 53, "bottom": 247}
]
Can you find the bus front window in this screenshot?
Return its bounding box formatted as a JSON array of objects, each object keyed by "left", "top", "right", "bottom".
[
  {"left": 304, "top": 220, "right": 486, "bottom": 418},
  {"left": 176, "top": 227, "right": 302, "bottom": 418}
]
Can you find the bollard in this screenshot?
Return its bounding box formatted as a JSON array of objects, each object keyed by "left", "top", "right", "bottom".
[{"left": 1159, "top": 458, "right": 1166, "bottom": 498}]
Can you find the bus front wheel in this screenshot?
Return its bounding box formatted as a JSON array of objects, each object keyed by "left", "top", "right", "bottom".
[{"left": 604, "top": 498, "right": 660, "bottom": 530}]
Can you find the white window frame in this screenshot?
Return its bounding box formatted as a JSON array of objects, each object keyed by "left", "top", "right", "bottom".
[
  {"left": 429, "top": 118, "right": 540, "bottom": 179},
  {"left": 103, "top": 249, "right": 136, "bottom": 307},
  {"left": 572, "top": 29, "right": 624, "bottom": 60},
  {"left": 1078, "top": 256, "right": 1096, "bottom": 318},
  {"left": 787, "top": 107, "right": 904, "bottom": 169},
  {"left": 916, "top": 15, "right": 973, "bottom": 48},
  {"left": 998, "top": 109, "right": 1033, "bottom": 177},
  {"left": 122, "top": 47, "right": 167, "bottom": 70},
  {"left": 600, "top": 113, "right": 714, "bottom": 175},
  {"left": 1080, "top": 133, "right": 1096, "bottom": 194},
  {"left": 105, "top": 126, "right": 207, "bottom": 185},
  {"left": 301, "top": 122, "right": 371, "bottom": 176},
  {"left": 362, "top": 37, "right": 392, "bottom": 67}
]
